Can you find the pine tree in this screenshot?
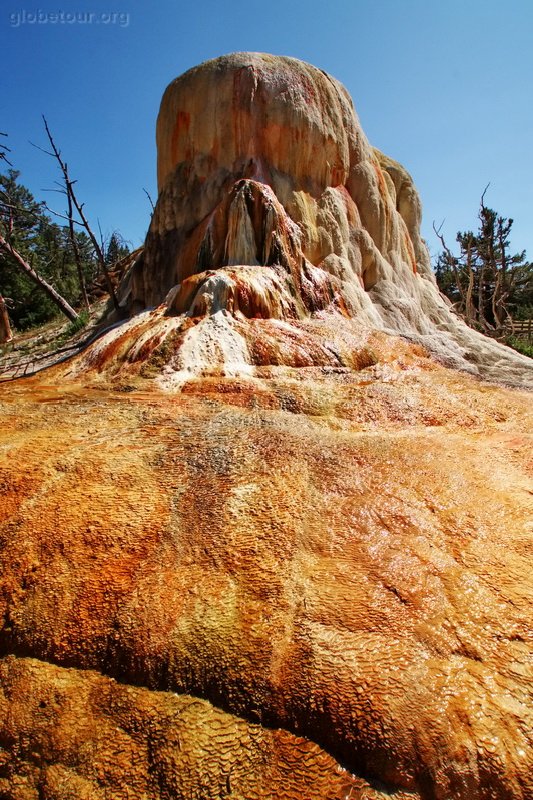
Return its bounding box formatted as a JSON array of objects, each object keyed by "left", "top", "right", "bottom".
[
  {"left": 435, "top": 195, "right": 532, "bottom": 334},
  {"left": 105, "top": 232, "right": 130, "bottom": 267},
  {"left": 0, "top": 171, "right": 96, "bottom": 328}
]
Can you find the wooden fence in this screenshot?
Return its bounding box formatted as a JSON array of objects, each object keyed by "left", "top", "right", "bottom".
[{"left": 503, "top": 319, "right": 532, "bottom": 342}]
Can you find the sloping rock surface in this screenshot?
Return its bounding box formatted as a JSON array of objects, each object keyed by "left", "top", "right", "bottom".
[
  {"left": 0, "top": 53, "right": 532, "bottom": 800},
  {"left": 1, "top": 363, "right": 532, "bottom": 799}
]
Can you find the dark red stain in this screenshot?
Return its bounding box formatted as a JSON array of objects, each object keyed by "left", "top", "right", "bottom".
[
  {"left": 171, "top": 110, "right": 191, "bottom": 165},
  {"left": 331, "top": 165, "right": 345, "bottom": 186}
]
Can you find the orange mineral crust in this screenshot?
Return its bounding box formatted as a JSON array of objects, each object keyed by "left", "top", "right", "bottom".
[
  {"left": 0, "top": 361, "right": 532, "bottom": 799},
  {"left": 1, "top": 52, "right": 532, "bottom": 799}
]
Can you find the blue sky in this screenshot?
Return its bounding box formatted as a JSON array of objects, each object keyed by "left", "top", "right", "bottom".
[{"left": 2, "top": 0, "right": 532, "bottom": 264}]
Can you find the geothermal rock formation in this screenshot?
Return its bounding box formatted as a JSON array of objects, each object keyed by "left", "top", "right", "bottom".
[
  {"left": 0, "top": 54, "right": 532, "bottom": 800},
  {"left": 94, "top": 51, "right": 531, "bottom": 387}
]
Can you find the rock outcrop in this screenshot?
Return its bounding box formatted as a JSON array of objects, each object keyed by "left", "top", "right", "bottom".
[
  {"left": 102, "top": 51, "right": 531, "bottom": 388},
  {"left": 0, "top": 53, "right": 532, "bottom": 800}
]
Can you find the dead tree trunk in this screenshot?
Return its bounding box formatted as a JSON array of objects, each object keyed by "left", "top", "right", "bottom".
[
  {"left": 65, "top": 167, "right": 90, "bottom": 313},
  {"left": 42, "top": 117, "right": 119, "bottom": 312},
  {"left": 0, "top": 293, "right": 12, "bottom": 343},
  {"left": 0, "top": 234, "right": 79, "bottom": 323},
  {"left": 464, "top": 236, "right": 477, "bottom": 326}
]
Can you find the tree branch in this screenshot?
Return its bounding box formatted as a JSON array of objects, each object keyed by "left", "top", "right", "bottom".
[
  {"left": 0, "top": 232, "right": 79, "bottom": 323},
  {"left": 143, "top": 187, "right": 155, "bottom": 215},
  {"left": 41, "top": 116, "right": 119, "bottom": 311}
]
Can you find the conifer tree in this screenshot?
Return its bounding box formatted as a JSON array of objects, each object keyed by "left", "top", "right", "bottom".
[{"left": 435, "top": 194, "right": 532, "bottom": 334}]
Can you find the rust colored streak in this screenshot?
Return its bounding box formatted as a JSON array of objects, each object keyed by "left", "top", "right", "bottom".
[
  {"left": 170, "top": 110, "right": 191, "bottom": 167},
  {"left": 403, "top": 232, "right": 418, "bottom": 274}
]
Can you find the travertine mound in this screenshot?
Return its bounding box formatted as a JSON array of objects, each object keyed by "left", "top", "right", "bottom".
[
  {"left": 0, "top": 53, "right": 532, "bottom": 800},
  {"left": 107, "top": 52, "right": 531, "bottom": 387}
]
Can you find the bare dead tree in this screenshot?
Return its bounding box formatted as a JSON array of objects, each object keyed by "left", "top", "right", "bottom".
[
  {"left": 0, "top": 293, "right": 13, "bottom": 343},
  {"left": 65, "top": 163, "right": 90, "bottom": 312},
  {"left": 477, "top": 186, "right": 492, "bottom": 331},
  {"left": 463, "top": 234, "right": 477, "bottom": 325},
  {"left": 40, "top": 116, "right": 119, "bottom": 311},
  {"left": 433, "top": 220, "right": 471, "bottom": 321}
]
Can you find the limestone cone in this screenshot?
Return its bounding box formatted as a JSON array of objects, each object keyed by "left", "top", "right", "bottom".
[
  {"left": 0, "top": 54, "right": 532, "bottom": 800},
  {"left": 98, "top": 51, "right": 530, "bottom": 388}
]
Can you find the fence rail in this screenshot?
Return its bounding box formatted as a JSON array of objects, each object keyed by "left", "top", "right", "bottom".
[{"left": 503, "top": 319, "right": 532, "bottom": 342}]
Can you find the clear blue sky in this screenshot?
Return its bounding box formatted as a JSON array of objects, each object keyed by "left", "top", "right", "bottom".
[{"left": 2, "top": 0, "right": 532, "bottom": 263}]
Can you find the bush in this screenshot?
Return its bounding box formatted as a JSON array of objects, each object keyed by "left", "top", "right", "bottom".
[
  {"left": 57, "top": 311, "right": 90, "bottom": 343},
  {"left": 505, "top": 336, "right": 533, "bottom": 359}
]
